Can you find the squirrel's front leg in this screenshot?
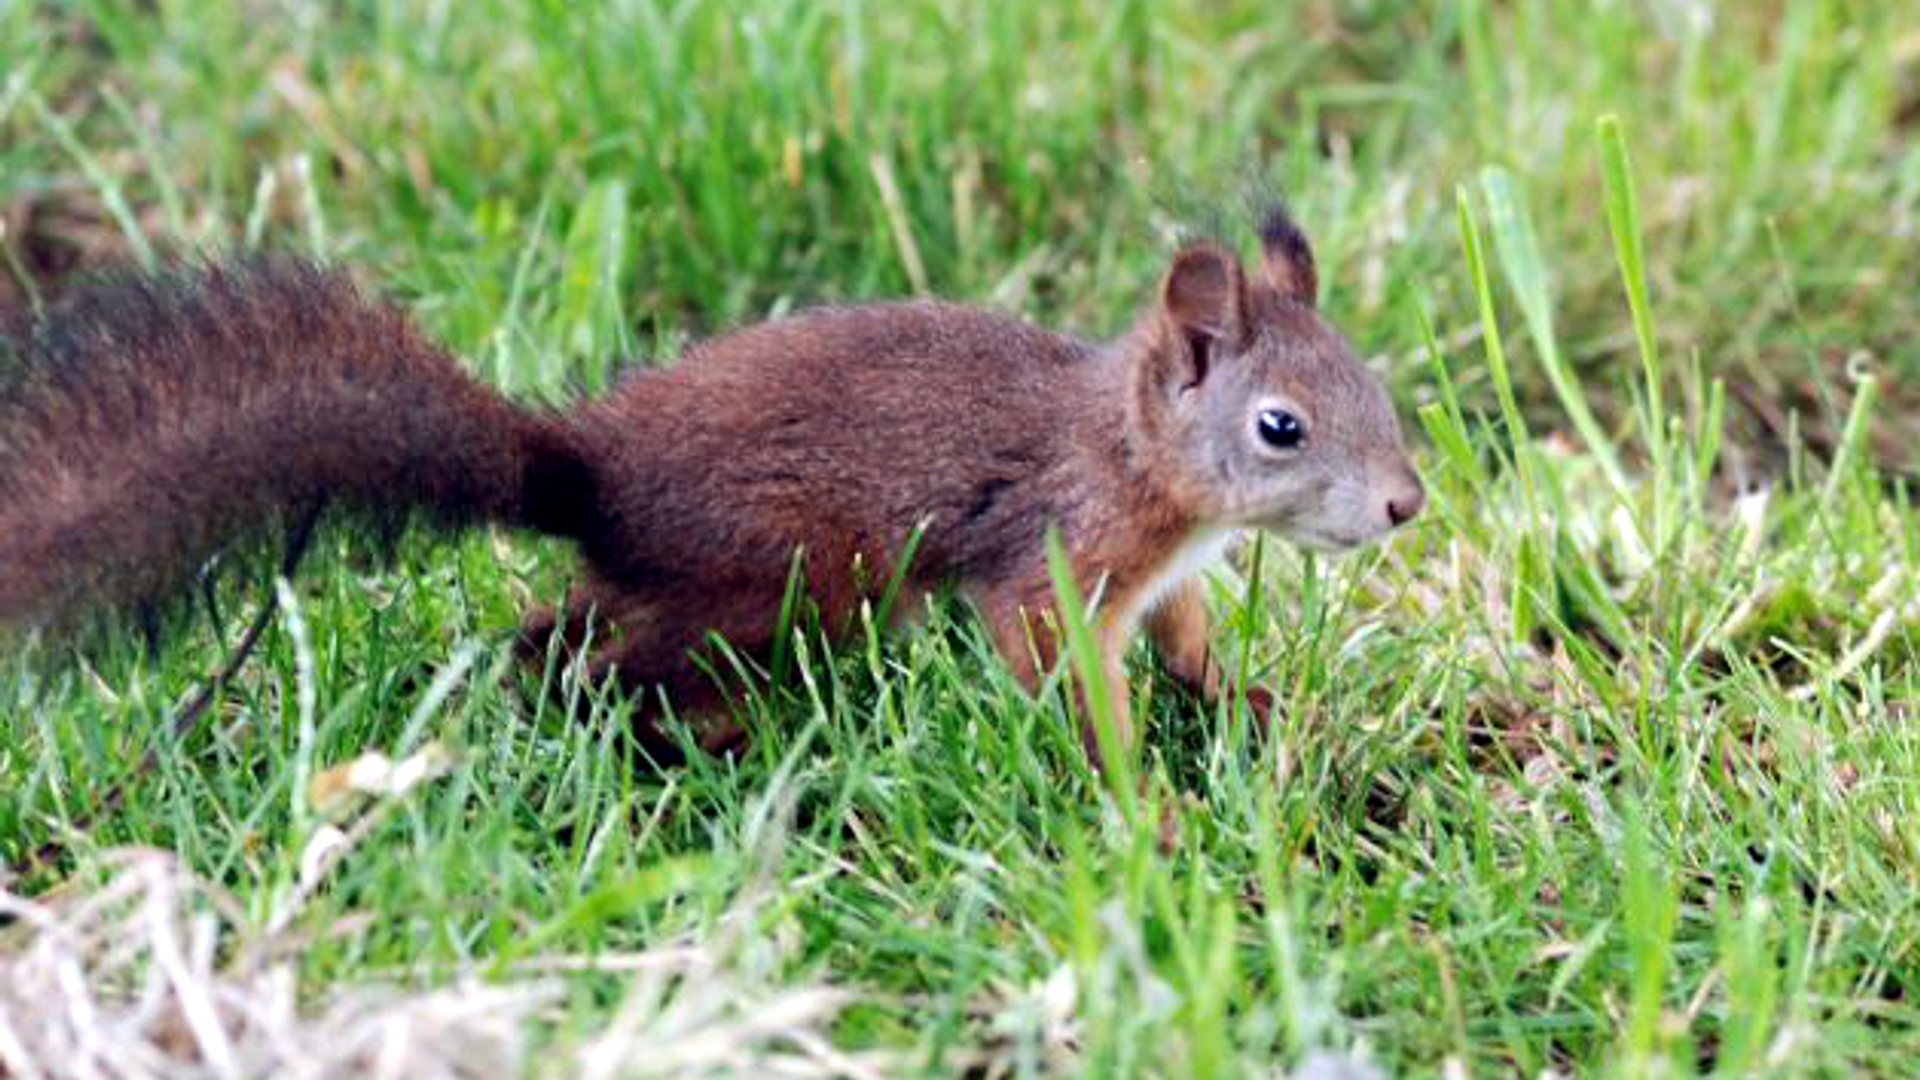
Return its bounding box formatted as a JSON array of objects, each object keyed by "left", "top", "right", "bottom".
[
  {"left": 974, "top": 581, "right": 1135, "bottom": 771},
  {"left": 1144, "top": 580, "right": 1273, "bottom": 725}
]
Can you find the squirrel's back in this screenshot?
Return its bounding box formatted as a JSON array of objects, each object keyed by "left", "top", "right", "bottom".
[
  {"left": 573, "top": 298, "right": 1103, "bottom": 586},
  {"left": 0, "top": 260, "right": 579, "bottom": 630}
]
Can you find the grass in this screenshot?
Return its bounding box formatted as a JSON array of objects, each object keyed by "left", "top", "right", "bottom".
[{"left": 3, "top": 0, "right": 1920, "bottom": 1075}]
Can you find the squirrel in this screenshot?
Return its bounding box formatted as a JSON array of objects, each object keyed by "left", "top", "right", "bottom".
[{"left": 0, "top": 207, "right": 1423, "bottom": 766}]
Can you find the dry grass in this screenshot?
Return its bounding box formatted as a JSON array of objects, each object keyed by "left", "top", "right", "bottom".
[{"left": 1, "top": 771, "right": 890, "bottom": 1080}]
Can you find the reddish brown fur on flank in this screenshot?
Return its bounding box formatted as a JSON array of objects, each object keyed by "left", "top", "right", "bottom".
[
  {"left": 540, "top": 302, "right": 1216, "bottom": 750},
  {"left": 1, "top": 211, "right": 1421, "bottom": 769}
]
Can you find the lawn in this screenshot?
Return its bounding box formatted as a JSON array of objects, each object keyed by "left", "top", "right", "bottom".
[{"left": 3, "top": 1, "right": 1919, "bottom": 1076}]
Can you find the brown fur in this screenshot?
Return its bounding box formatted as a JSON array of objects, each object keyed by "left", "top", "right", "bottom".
[{"left": 0, "top": 212, "right": 1421, "bottom": 768}]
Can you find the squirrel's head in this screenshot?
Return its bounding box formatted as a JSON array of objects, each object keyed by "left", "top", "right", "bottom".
[{"left": 1128, "top": 208, "right": 1423, "bottom": 552}]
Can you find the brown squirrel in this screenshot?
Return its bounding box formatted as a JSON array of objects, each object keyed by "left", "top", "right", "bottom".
[{"left": 0, "top": 208, "right": 1422, "bottom": 765}]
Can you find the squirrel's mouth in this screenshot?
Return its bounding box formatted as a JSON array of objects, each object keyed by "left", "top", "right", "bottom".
[{"left": 1267, "top": 520, "right": 1376, "bottom": 555}]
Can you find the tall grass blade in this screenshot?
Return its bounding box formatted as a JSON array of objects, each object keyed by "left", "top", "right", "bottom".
[
  {"left": 1044, "top": 528, "right": 1135, "bottom": 817},
  {"left": 1480, "top": 166, "right": 1629, "bottom": 501},
  {"left": 1598, "top": 115, "right": 1670, "bottom": 528}
]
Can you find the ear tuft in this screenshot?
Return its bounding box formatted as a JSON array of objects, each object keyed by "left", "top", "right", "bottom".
[{"left": 1255, "top": 204, "right": 1318, "bottom": 307}]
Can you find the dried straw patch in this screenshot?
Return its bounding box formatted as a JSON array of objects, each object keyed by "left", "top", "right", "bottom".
[
  {"left": 0, "top": 737, "right": 893, "bottom": 1080},
  {"left": 0, "top": 848, "right": 548, "bottom": 1080},
  {"left": 0, "top": 846, "right": 891, "bottom": 1080}
]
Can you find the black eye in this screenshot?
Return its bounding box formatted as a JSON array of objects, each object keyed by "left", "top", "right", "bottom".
[{"left": 1256, "top": 408, "right": 1305, "bottom": 449}]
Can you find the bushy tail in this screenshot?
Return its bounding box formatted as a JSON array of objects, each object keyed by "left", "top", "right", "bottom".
[{"left": 0, "top": 260, "right": 590, "bottom": 631}]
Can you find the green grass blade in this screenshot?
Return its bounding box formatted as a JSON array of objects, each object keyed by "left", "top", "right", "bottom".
[
  {"left": 1597, "top": 115, "right": 1669, "bottom": 487},
  {"left": 1480, "top": 166, "right": 1629, "bottom": 501},
  {"left": 1044, "top": 528, "right": 1135, "bottom": 818}
]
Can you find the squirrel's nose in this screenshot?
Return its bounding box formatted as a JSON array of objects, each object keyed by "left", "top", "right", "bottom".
[{"left": 1384, "top": 470, "right": 1425, "bottom": 528}]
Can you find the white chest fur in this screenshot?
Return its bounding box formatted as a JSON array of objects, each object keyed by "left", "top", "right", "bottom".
[{"left": 1111, "top": 526, "right": 1238, "bottom": 634}]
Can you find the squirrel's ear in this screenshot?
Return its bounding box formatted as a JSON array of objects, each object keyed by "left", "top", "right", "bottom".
[
  {"left": 1157, "top": 244, "right": 1247, "bottom": 390},
  {"left": 1256, "top": 206, "right": 1318, "bottom": 307}
]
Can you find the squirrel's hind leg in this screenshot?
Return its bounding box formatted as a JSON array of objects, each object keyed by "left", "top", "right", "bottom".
[
  {"left": 515, "top": 577, "right": 644, "bottom": 668},
  {"left": 513, "top": 580, "right": 731, "bottom": 756},
  {"left": 577, "top": 593, "right": 785, "bottom": 760}
]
